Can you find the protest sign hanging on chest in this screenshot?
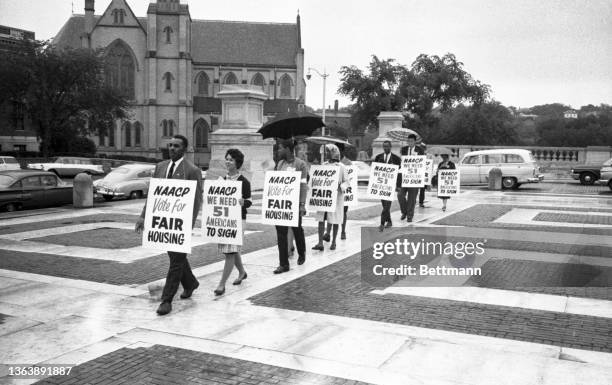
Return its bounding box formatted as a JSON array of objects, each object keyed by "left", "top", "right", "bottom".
[
  {"left": 142, "top": 178, "right": 197, "bottom": 254},
  {"left": 438, "top": 170, "right": 460, "bottom": 197},
  {"left": 202, "top": 179, "right": 243, "bottom": 245},
  {"left": 343, "top": 165, "right": 359, "bottom": 207},
  {"left": 401, "top": 155, "right": 427, "bottom": 187},
  {"left": 367, "top": 162, "right": 399, "bottom": 201},
  {"left": 306, "top": 165, "right": 340, "bottom": 212},
  {"left": 261, "top": 171, "right": 301, "bottom": 227}
]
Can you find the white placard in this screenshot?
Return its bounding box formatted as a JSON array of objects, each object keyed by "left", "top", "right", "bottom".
[
  {"left": 437, "top": 170, "right": 460, "bottom": 197},
  {"left": 344, "top": 165, "right": 359, "bottom": 207},
  {"left": 142, "top": 178, "right": 197, "bottom": 254},
  {"left": 401, "top": 155, "right": 427, "bottom": 187},
  {"left": 424, "top": 159, "right": 433, "bottom": 186},
  {"left": 306, "top": 165, "right": 340, "bottom": 212},
  {"left": 202, "top": 179, "right": 243, "bottom": 245},
  {"left": 367, "top": 162, "right": 399, "bottom": 201},
  {"left": 261, "top": 171, "right": 301, "bottom": 227}
]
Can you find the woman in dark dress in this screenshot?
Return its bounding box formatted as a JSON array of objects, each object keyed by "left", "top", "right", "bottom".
[
  {"left": 214, "top": 149, "right": 251, "bottom": 295},
  {"left": 437, "top": 153, "right": 455, "bottom": 212}
]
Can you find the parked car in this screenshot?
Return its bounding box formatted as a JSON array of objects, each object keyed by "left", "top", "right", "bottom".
[
  {"left": 93, "top": 163, "right": 155, "bottom": 201},
  {"left": 352, "top": 161, "right": 371, "bottom": 184},
  {"left": 458, "top": 149, "right": 544, "bottom": 189},
  {"left": 595, "top": 158, "right": 612, "bottom": 191},
  {"left": 28, "top": 157, "right": 104, "bottom": 177},
  {"left": 571, "top": 159, "right": 610, "bottom": 185},
  {"left": 0, "top": 156, "right": 21, "bottom": 171},
  {"left": 0, "top": 170, "right": 72, "bottom": 212}
]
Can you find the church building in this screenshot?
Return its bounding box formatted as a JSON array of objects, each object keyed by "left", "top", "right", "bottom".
[{"left": 53, "top": 0, "right": 305, "bottom": 166}]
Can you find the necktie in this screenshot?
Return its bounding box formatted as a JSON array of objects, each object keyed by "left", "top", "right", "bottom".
[
  {"left": 409, "top": 147, "right": 412, "bottom": 155},
  {"left": 385, "top": 154, "right": 388, "bottom": 163},
  {"left": 167, "top": 162, "right": 175, "bottom": 179}
]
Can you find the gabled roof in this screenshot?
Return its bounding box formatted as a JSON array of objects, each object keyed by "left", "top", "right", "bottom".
[{"left": 53, "top": 15, "right": 299, "bottom": 67}]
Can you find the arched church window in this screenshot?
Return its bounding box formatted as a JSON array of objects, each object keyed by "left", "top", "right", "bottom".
[
  {"left": 123, "top": 121, "right": 132, "bottom": 147},
  {"left": 163, "top": 72, "right": 174, "bottom": 92},
  {"left": 223, "top": 72, "right": 238, "bottom": 85},
  {"left": 168, "top": 120, "right": 175, "bottom": 136},
  {"left": 134, "top": 122, "right": 142, "bottom": 147},
  {"left": 112, "top": 9, "right": 126, "bottom": 24},
  {"left": 109, "top": 125, "right": 115, "bottom": 147},
  {"left": 251, "top": 73, "right": 265, "bottom": 90},
  {"left": 162, "top": 120, "right": 168, "bottom": 137},
  {"left": 194, "top": 119, "right": 209, "bottom": 148},
  {"left": 104, "top": 40, "right": 135, "bottom": 99},
  {"left": 197, "top": 72, "right": 210, "bottom": 96},
  {"left": 163, "top": 26, "right": 173, "bottom": 44},
  {"left": 279, "top": 74, "right": 293, "bottom": 98}
]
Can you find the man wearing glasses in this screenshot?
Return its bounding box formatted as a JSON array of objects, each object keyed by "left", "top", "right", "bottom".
[{"left": 135, "top": 134, "right": 203, "bottom": 315}]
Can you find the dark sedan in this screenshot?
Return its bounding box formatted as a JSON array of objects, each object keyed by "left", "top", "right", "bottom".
[{"left": 0, "top": 170, "right": 73, "bottom": 212}]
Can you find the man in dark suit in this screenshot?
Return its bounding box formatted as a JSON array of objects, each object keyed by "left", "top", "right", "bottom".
[
  {"left": 398, "top": 134, "right": 425, "bottom": 222},
  {"left": 374, "top": 140, "right": 401, "bottom": 232},
  {"left": 135, "top": 134, "right": 203, "bottom": 316}
]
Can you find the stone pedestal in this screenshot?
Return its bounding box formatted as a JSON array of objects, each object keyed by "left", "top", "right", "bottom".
[
  {"left": 371, "top": 111, "right": 404, "bottom": 158},
  {"left": 73, "top": 173, "right": 93, "bottom": 208},
  {"left": 208, "top": 85, "right": 275, "bottom": 190}
]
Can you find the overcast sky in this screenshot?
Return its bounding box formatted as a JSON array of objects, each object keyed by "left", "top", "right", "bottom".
[{"left": 1, "top": 0, "right": 610, "bottom": 111}]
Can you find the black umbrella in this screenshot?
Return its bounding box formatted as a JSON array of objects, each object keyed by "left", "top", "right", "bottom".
[{"left": 258, "top": 111, "right": 325, "bottom": 139}]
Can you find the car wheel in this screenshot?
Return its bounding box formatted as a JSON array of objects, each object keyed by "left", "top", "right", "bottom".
[
  {"left": 102, "top": 194, "right": 114, "bottom": 202},
  {"left": 129, "top": 191, "right": 143, "bottom": 199},
  {"left": 4, "top": 203, "right": 19, "bottom": 212},
  {"left": 502, "top": 177, "right": 517, "bottom": 189},
  {"left": 579, "top": 172, "right": 596, "bottom": 185}
]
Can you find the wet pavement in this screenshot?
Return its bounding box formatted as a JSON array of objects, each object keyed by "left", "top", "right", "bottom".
[{"left": 0, "top": 181, "right": 611, "bottom": 384}]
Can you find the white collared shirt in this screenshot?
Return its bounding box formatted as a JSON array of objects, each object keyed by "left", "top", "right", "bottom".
[{"left": 166, "top": 156, "right": 184, "bottom": 178}]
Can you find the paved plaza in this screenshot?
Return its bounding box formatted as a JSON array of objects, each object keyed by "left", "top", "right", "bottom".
[{"left": 0, "top": 182, "right": 611, "bottom": 384}]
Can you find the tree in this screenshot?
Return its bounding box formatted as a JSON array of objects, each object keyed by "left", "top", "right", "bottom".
[
  {"left": 529, "top": 103, "right": 569, "bottom": 119},
  {"left": 338, "top": 53, "right": 490, "bottom": 131},
  {"left": 436, "top": 102, "right": 519, "bottom": 145},
  {"left": 0, "top": 42, "right": 130, "bottom": 156}
]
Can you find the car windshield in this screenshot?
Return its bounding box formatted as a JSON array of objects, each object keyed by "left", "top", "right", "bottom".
[
  {"left": 3, "top": 158, "right": 18, "bottom": 164},
  {"left": 0, "top": 175, "right": 16, "bottom": 187}
]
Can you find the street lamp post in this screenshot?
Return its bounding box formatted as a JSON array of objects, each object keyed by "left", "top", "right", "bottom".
[{"left": 306, "top": 67, "right": 328, "bottom": 136}]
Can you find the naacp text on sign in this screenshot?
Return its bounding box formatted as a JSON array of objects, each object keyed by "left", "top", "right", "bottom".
[
  {"left": 142, "top": 178, "right": 196, "bottom": 254},
  {"left": 261, "top": 171, "right": 301, "bottom": 227},
  {"left": 202, "top": 179, "right": 243, "bottom": 245},
  {"left": 367, "top": 162, "right": 399, "bottom": 201},
  {"left": 306, "top": 165, "right": 340, "bottom": 212},
  {"left": 344, "top": 165, "right": 359, "bottom": 207},
  {"left": 438, "top": 170, "right": 460, "bottom": 197},
  {"left": 401, "top": 155, "right": 427, "bottom": 187}
]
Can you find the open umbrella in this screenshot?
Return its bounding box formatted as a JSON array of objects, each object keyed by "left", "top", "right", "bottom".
[
  {"left": 427, "top": 146, "right": 453, "bottom": 156},
  {"left": 387, "top": 127, "right": 422, "bottom": 142},
  {"left": 258, "top": 111, "right": 325, "bottom": 139}
]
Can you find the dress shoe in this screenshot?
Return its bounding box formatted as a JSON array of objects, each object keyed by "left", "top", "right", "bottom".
[
  {"left": 330, "top": 242, "right": 336, "bottom": 250},
  {"left": 273, "top": 265, "right": 290, "bottom": 274},
  {"left": 232, "top": 272, "right": 248, "bottom": 285},
  {"left": 312, "top": 244, "right": 324, "bottom": 251},
  {"left": 419, "top": 203, "right": 425, "bottom": 208},
  {"left": 297, "top": 255, "right": 306, "bottom": 265},
  {"left": 378, "top": 224, "right": 384, "bottom": 232},
  {"left": 407, "top": 217, "right": 413, "bottom": 223},
  {"left": 156, "top": 302, "right": 172, "bottom": 316},
  {"left": 323, "top": 233, "right": 330, "bottom": 242},
  {"left": 385, "top": 222, "right": 393, "bottom": 228},
  {"left": 400, "top": 214, "right": 407, "bottom": 220},
  {"left": 214, "top": 287, "right": 225, "bottom": 296},
  {"left": 340, "top": 232, "right": 346, "bottom": 240},
  {"left": 180, "top": 281, "right": 200, "bottom": 299}
]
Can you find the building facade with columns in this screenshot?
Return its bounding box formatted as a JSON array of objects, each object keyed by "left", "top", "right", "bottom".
[{"left": 53, "top": 0, "right": 305, "bottom": 166}]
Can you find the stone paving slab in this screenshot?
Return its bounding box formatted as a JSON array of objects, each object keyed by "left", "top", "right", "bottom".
[
  {"left": 433, "top": 204, "right": 612, "bottom": 236},
  {"left": 534, "top": 212, "right": 612, "bottom": 226},
  {"left": 33, "top": 345, "right": 372, "bottom": 385},
  {"left": 249, "top": 252, "right": 612, "bottom": 352}
]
